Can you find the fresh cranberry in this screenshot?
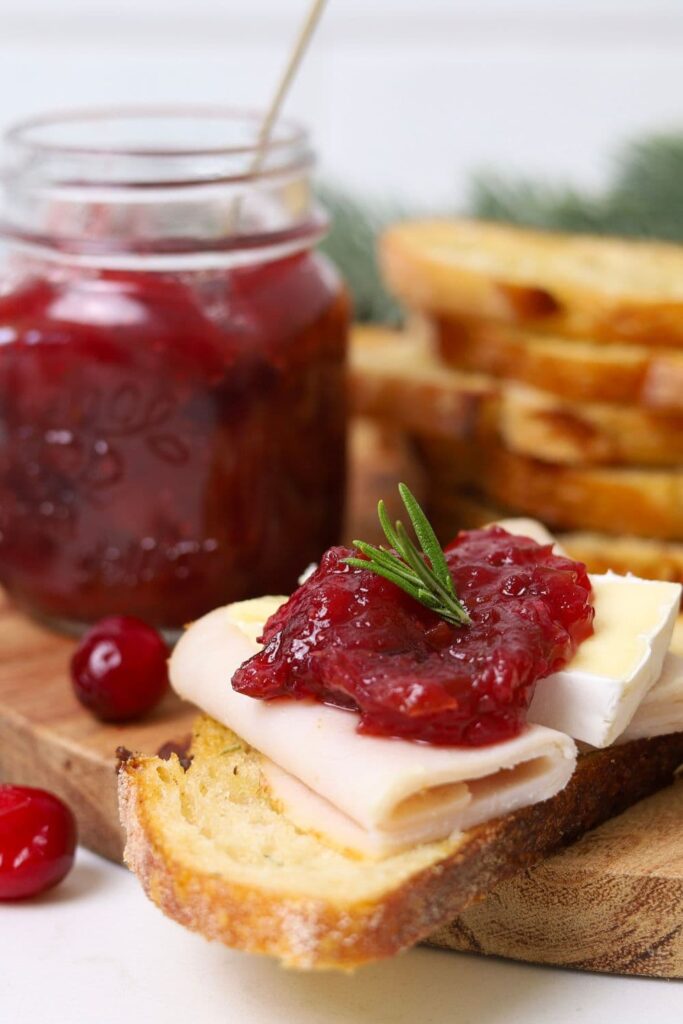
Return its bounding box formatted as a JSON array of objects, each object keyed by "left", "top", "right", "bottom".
[
  {"left": 71, "top": 616, "right": 169, "bottom": 722},
  {"left": 233, "top": 527, "right": 595, "bottom": 746},
  {"left": 0, "top": 785, "right": 77, "bottom": 900}
]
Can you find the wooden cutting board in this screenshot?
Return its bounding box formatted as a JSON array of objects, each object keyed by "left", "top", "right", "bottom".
[{"left": 0, "top": 424, "right": 681, "bottom": 979}]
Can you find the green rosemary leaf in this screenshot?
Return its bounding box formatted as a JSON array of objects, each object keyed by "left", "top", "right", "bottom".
[
  {"left": 344, "top": 558, "right": 424, "bottom": 601},
  {"left": 416, "top": 587, "right": 441, "bottom": 608},
  {"left": 344, "top": 485, "right": 471, "bottom": 628},
  {"left": 377, "top": 499, "right": 401, "bottom": 551},
  {"left": 394, "top": 522, "right": 437, "bottom": 585},
  {"left": 351, "top": 541, "right": 420, "bottom": 586},
  {"left": 394, "top": 523, "right": 470, "bottom": 626},
  {"left": 398, "top": 483, "right": 455, "bottom": 597}
]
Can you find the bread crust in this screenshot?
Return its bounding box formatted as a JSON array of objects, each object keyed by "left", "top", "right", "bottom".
[
  {"left": 498, "top": 386, "right": 683, "bottom": 467},
  {"left": 119, "top": 723, "right": 683, "bottom": 970},
  {"left": 435, "top": 316, "right": 683, "bottom": 412},
  {"left": 350, "top": 326, "right": 683, "bottom": 467},
  {"left": 416, "top": 437, "right": 683, "bottom": 540},
  {"left": 381, "top": 220, "right": 683, "bottom": 348},
  {"left": 349, "top": 325, "right": 496, "bottom": 441}
]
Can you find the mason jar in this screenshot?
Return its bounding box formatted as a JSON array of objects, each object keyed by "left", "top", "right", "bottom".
[{"left": 0, "top": 108, "right": 349, "bottom": 632}]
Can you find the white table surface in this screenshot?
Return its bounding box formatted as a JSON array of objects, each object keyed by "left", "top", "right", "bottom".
[{"left": 3, "top": 848, "right": 681, "bottom": 1024}]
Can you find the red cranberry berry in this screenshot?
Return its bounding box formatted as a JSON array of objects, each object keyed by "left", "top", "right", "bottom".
[
  {"left": 0, "top": 785, "right": 77, "bottom": 900},
  {"left": 71, "top": 616, "right": 169, "bottom": 723}
]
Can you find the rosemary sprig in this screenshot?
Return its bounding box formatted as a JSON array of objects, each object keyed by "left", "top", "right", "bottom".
[{"left": 345, "top": 483, "right": 471, "bottom": 628}]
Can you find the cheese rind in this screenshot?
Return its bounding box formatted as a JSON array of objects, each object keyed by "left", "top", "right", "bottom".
[
  {"left": 488, "top": 519, "right": 682, "bottom": 746},
  {"left": 528, "top": 574, "right": 680, "bottom": 747},
  {"left": 619, "top": 652, "right": 683, "bottom": 743},
  {"left": 169, "top": 600, "right": 576, "bottom": 858}
]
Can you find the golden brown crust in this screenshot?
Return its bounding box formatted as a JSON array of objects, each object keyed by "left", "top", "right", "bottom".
[
  {"left": 561, "top": 534, "right": 683, "bottom": 583},
  {"left": 435, "top": 316, "right": 683, "bottom": 412},
  {"left": 119, "top": 726, "right": 683, "bottom": 970},
  {"left": 381, "top": 220, "right": 683, "bottom": 348},
  {"left": 415, "top": 436, "right": 683, "bottom": 540},
  {"left": 498, "top": 388, "right": 683, "bottom": 467},
  {"left": 350, "top": 325, "right": 683, "bottom": 467},
  {"left": 349, "top": 324, "right": 496, "bottom": 441}
]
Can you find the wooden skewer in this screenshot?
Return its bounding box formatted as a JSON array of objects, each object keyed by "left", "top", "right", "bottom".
[
  {"left": 251, "top": 0, "right": 329, "bottom": 176},
  {"left": 232, "top": 0, "right": 329, "bottom": 230}
]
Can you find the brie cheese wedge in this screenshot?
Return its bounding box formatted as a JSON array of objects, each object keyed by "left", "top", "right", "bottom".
[
  {"left": 619, "top": 652, "right": 683, "bottom": 743},
  {"left": 493, "top": 518, "right": 681, "bottom": 747},
  {"left": 528, "top": 574, "right": 680, "bottom": 747},
  {"left": 170, "top": 601, "right": 576, "bottom": 858}
]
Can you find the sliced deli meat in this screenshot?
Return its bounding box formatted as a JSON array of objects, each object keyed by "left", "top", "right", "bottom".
[
  {"left": 169, "top": 517, "right": 681, "bottom": 857},
  {"left": 169, "top": 600, "right": 576, "bottom": 858}
]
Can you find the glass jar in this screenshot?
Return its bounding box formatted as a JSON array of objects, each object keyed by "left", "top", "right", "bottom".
[{"left": 0, "top": 108, "right": 349, "bottom": 632}]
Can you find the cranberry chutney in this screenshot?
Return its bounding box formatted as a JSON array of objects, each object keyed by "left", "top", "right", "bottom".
[
  {"left": 233, "top": 527, "right": 595, "bottom": 746},
  {"left": 0, "top": 110, "right": 349, "bottom": 631}
]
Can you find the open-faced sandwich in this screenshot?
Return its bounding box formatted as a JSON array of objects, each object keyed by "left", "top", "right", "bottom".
[{"left": 118, "top": 487, "right": 683, "bottom": 969}]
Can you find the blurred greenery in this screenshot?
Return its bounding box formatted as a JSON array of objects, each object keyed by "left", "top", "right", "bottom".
[
  {"left": 317, "top": 183, "right": 404, "bottom": 324},
  {"left": 320, "top": 132, "right": 683, "bottom": 322}
]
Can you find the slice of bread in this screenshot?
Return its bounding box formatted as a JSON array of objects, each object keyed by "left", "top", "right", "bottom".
[
  {"left": 426, "top": 490, "right": 683, "bottom": 584},
  {"left": 119, "top": 714, "right": 683, "bottom": 970},
  {"left": 349, "top": 325, "right": 496, "bottom": 441},
  {"left": 499, "top": 385, "right": 683, "bottom": 467},
  {"left": 435, "top": 316, "right": 683, "bottom": 412},
  {"left": 415, "top": 436, "right": 683, "bottom": 540},
  {"left": 563, "top": 533, "right": 683, "bottom": 584},
  {"left": 350, "top": 326, "right": 683, "bottom": 466},
  {"left": 381, "top": 220, "right": 683, "bottom": 347}
]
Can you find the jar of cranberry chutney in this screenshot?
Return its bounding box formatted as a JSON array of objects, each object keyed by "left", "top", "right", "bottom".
[{"left": 0, "top": 109, "right": 349, "bottom": 633}]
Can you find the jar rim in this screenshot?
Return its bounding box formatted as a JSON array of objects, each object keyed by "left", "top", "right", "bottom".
[
  {"left": 0, "top": 105, "right": 325, "bottom": 266},
  {"left": 5, "top": 105, "right": 308, "bottom": 166}
]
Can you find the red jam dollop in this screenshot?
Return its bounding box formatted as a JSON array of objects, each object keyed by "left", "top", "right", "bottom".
[{"left": 232, "top": 527, "right": 595, "bottom": 746}]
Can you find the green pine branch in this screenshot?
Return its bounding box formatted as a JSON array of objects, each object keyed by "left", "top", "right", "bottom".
[{"left": 318, "top": 131, "right": 683, "bottom": 323}]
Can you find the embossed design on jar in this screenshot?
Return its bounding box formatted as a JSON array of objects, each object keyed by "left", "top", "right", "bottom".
[{"left": 1, "top": 381, "right": 191, "bottom": 534}]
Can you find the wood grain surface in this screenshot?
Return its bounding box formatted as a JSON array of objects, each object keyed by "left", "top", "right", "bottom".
[
  {"left": 0, "top": 424, "right": 681, "bottom": 976},
  {"left": 430, "top": 779, "right": 683, "bottom": 978},
  {"left": 0, "top": 592, "right": 196, "bottom": 861}
]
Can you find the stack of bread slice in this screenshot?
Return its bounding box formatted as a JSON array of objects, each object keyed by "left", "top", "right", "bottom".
[{"left": 350, "top": 220, "right": 683, "bottom": 582}]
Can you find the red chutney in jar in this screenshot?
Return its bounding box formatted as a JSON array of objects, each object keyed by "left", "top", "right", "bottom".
[
  {"left": 232, "top": 527, "right": 595, "bottom": 746},
  {"left": 0, "top": 253, "right": 348, "bottom": 629}
]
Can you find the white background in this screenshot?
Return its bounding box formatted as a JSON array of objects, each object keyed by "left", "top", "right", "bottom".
[
  {"left": 2, "top": 5, "right": 683, "bottom": 1020},
  {"left": 4, "top": 848, "right": 683, "bottom": 1024},
  {"left": 0, "top": 1, "right": 682, "bottom": 204}
]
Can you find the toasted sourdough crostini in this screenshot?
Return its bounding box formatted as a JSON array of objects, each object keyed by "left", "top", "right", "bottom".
[
  {"left": 496, "top": 385, "right": 683, "bottom": 467},
  {"left": 349, "top": 325, "right": 497, "bottom": 443},
  {"left": 349, "top": 325, "right": 683, "bottom": 467},
  {"left": 415, "top": 436, "right": 683, "bottom": 540},
  {"left": 434, "top": 315, "right": 683, "bottom": 412},
  {"left": 118, "top": 716, "right": 683, "bottom": 970},
  {"left": 380, "top": 220, "right": 683, "bottom": 347}
]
